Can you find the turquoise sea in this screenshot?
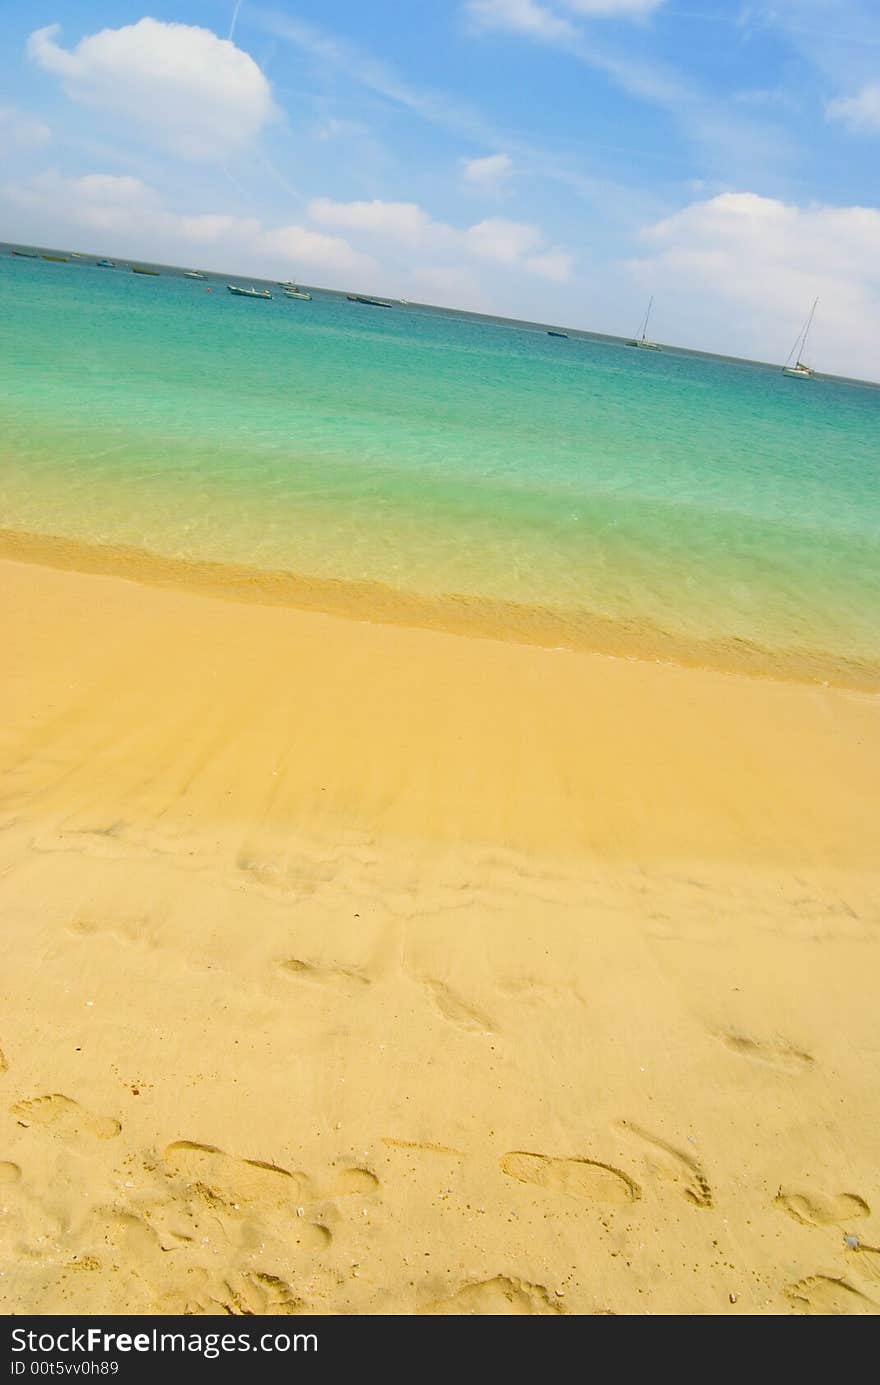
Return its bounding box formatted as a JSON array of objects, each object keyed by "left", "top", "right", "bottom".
[{"left": 2, "top": 246, "right": 879, "bottom": 686}]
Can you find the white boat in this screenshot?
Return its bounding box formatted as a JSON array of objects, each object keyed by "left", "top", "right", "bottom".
[
  {"left": 628, "top": 297, "right": 660, "bottom": 350},
  {"left": 184, "top": 270, "right": 205, "bottom": 279},
  {"left": 782, "top": 298, "right": 818, "bottom": 379},
  {"left": 282, "top": 285, "right": 312, "bottom": 300},
  {"left": 227, "top": 284, "right": 272, "bottom": 300}
]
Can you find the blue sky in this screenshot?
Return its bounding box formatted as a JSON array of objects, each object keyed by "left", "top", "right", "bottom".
[{"left": 2, "top": 1, "right": 879, "bottom": 376}]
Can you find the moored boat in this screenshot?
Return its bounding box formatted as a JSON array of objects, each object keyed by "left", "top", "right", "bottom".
[
  {"left": 547, "top": 330, "right": 568, "bottom": 339},
  {"left": 132, "top": 266, "right": 160, "bottom": 276},
  {"left": 782, "top": 298, "right": 818, "bottom": 379},
  {"left": 41, "top": 254, "right": 68, "bottom": 263},
  {"left": 282, "top": 287, "right": 312, "bottom": 300},
  {"left": 184, "top": 270, "right": 205, "bottom": 279},
  {"left": 627, "top": 296, "right": 660, "bottom": 350},
  {"left": 96, "top": 259, "right": 116, "bottom": 268},
  {"left": 11, "top": 250, "right": 38, "bottom": 258},
  {"left": 347, "top": 293, "right": 392, "bottom": 308},
  {"left": 227, "top": 284, "right": 272, "bottom": 299}
]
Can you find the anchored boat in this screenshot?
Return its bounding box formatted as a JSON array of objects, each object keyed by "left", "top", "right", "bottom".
[
  {"left": 227, "top": 284, "right": 272, "bottom": 299},
  {"left": 628, "top": 297, "right": 660, "bottom": 350},
  {"left": 782, "top": 298, "right": 818, "bottom": 379},
  {"left": 347, "top": 293, "right": 392, "bottom": 308}
]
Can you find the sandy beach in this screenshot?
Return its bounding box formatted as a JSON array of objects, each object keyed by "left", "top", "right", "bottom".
[{"left": 1, "top": 554, "right": 878, "bottom": 1316}]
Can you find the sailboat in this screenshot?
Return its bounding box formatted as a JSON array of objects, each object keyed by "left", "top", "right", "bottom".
[
  {"left": 782, "top": 298, "right": 818, "bottom": 379},
  {"left": 628, "top": 297, "right": 660, "bottom": 350}
]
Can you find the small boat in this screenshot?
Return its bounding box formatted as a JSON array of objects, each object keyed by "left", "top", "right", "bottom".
[
  {"left": 96, "top": 259, "right": 116, "bottom": 268},
  {"left": 184, "top": 270, "right": 205, "bottom": 279},
  {"left": 782, "top": 298, "right": 818, "bottom": 379},
  {"left": 283, "top": 287, "right": 312, "bottom": 300},
  {"left": 227, "top": 284, "right": 272, "bottom": 299},
  {"left": 11, "top": 250, "right": 38, "bottom": 258},
  {"left": 628, "top": 296, "right": 660, "bottom": 350},
  {"left": 132, "top": 266, "right": 160, "bottom": 276},
  {"left": 41, "top": 254, "right": 68, "bottom": 263},
  {"left": 547, "top": 330, "right": 568, "bottom": 339},
  {"left": 347, "top": 293, "right": 392, "bottom": 308}
]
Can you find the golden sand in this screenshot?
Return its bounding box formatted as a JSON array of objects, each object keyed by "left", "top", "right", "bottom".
[{"left": 1, "top": 556, "right": 878, "bottom": 1315}]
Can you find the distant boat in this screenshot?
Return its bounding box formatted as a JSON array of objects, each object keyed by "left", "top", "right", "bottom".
[
  {"left": 184, "top": 270, "right": 205, "bottom": 279},
  {"left": 11, "top": 250, "right": 38, "bottom": 258},
  {"left": 547, "top": 330, "right": 568, "bottom": 339},
  {"left": 227, "top": 284, "right": 272, "bottom": 299},
  {"left": 132, "top": 266, "right": 159, "bottom": 276},
  {"left": 628, "top": 296, "right": 660, "bottom": 350},
  {"left": 96, "top": 259, "right": 116, "bottom": 268},
  {"left": 347, "top": 293, "right": 392, "bottom": 308},
  {"left": 41, "top": 254, "right": 68, "bottom": 263},
  {"left": 782, "top": 298, "right": 818, "bottom": 379},
  {"left": 281, "top": 284, "right": 312, "bottom": 300}
]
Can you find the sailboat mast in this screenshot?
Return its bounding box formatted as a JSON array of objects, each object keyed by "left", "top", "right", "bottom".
[
  {"left": 798, "top": 297, "right": 818, "bottom": 363},
  {"left": 642, "top": 296, "right": 653, "bottom": 342}
]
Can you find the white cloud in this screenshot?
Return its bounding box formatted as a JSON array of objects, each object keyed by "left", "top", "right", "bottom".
[
  {"left": 827, "top": 83, "right": 880, "bottom": 134},
  {"left": 2, "top": 171, "right": 376, "bottom": 280},
  {"left": 524, "top": 250, "right": 575, "bottom": 281},
  {"left": 307, "top": 196, "right": 571, "bottom": 279},
  {"left": 308, "top": 198, "right": 433, "bottom": 241},
  {"left": 631, "top": 191, "right": 880, "bottom": 379},
  {"left": 465, "top": 0, "right": 661, "bottom": 37},
  {"left": 0, "top": 106, "right": 51, "bottom": 153},
  {"left": 464, "top": 1, "right": 578, "bottom": 42},
  {"left": 562, "top": 0, "right": 663, "bottom": 14},
  {"left": 465, "top": 217, "right": 542, "bottom": 262},
  {"left": 27, "top": 19, "right": 273, "bottom": 160},
  {"left": 462, "top": 152, "right": 513, "bottom": 190}
]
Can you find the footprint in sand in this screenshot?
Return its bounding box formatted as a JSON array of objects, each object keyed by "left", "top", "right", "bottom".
[
  {"left": 846, "top": 1243, "right": 880, "bottom": 1284},
  {"left": 279, "top": 958, "right": 370, "bottom": 995},
  {"left": 158, "top": 1267, "right": 305, "bottom": 1317},
  {"left": 500, "top": 1151, "right": 640, "bottom": 1205},
  {"left": 323, "top": 1167, "right": 380, "bottom": 1197},
  {"left": 206, "top": 1271, "right": 306, "bottom": 1317},
  {"left": 617, "top": 1121, "right": 713, "bottom": 1208},
  {"left": 163, "top": 1140, "right": 309, "bottom": 1208},
  {"left": 382, "top": 1137, "right": 464, "bottom": 1158},
  {"left": 0, "top": 1048, "right": 7, "bottom": 1075},
  {"left": 785, "top": 1275, "right": 879, "bottom": 1315},
  {"left": 11, "top": 1094, "right": 121, "bottom": 1141},
  {"left": 0, "top": 1161, "right": 21, "bottom": 1184},
  {"left": 776, "top": 1190, "right": 870, "bottom": 1228},
  {"left": 718, "top": 1032, "right": 814, "bottom": 1074},
  {"left": 421, "top": 1275, "right": 564, "bottom": 1316},
  {"left": 424, "top": 981, "right": 494, "bottom": 1035}
]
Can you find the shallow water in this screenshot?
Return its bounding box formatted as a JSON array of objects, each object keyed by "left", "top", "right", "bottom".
[{"left": 2, "top": 248, "right": 878, "bottom": 684}]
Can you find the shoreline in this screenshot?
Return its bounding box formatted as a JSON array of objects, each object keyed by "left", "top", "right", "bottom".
[
  {"left": 2, "top": 526, "right": 877, "bottom": 694},
  {"left": 1, "top": 556, "right": 878, "bottom": 1315}
]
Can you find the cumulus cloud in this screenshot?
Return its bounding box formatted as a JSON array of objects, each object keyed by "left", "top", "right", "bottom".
[
  {"left": 462, "top": 152, "right": 513, "bottom": 190},
  {"left": 2, "top": 171, "right": 375, "bottom": 279},
  {"left": 631, "top": 191, "right": 880, "bottom": 379},
  {"left": 0, "top": 106, "right": 51, "bottom": 153},
  {"left": 308, "top": 198, "right": 433, "bottom": 241},
  {"left": 307, "top": 196, "right": 571, "bottom": 279},
  {"left": 27, "top": 19, "right": 273, "bottom": 160},
  {"left": 827, "top": 83, "right": 880, "bottom": 134}
]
